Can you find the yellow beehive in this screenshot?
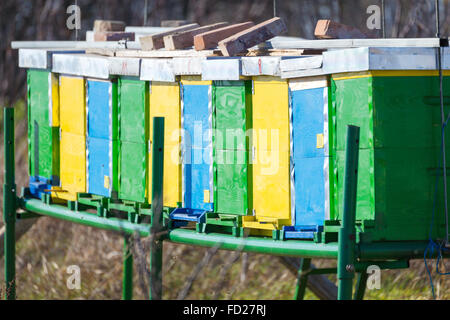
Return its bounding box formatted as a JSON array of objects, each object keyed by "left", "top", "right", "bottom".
[
  {"left": 243, "top": 76, "right": 291, "bottom": 234},
  {"left": 59, "top": 75, "right": 86, "bottom": 135},
  {"left": 53, "top": 75, "right": 86, "bottom": 201},
  {"left": 148, "top": 81, "right": 182, "bottom": 207},
  {"left": 53, "top": 131, "right": 86, "bottom": 201}
]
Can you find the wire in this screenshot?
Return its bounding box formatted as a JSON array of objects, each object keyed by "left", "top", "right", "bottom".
[
  {"left": 435, "top": 0, "right": 449, "bottom": 247},
  {"left": 144, "top": 0, "right": 148, "bottom": 26},
  {"left": 424, "top": 0, "right": 449, "bottom": 300},
  {"left": 381, "top": 0, "right": 386, "bottom": 38},
  {"left": 424, "top": 124, "right": 449, "bottom": 299}
]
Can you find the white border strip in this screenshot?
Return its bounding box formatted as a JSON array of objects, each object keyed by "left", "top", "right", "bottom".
[
  {"left": 323, "top": 87, "right": 330, "bottom": 220},
  {"left": 208, "top": 84, "right": 214, "bottom": 204}
]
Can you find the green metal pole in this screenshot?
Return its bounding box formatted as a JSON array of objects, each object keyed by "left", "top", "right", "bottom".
[
  {"left": 337, "top": 125, "right": 360, "bottom": 300},
  {"left": 3, "top": 107, "right": 16, "bottom": 300},
  {"left": 149, "top": 117, "right": 164, "bottom": 300},
  {"left": 353, "top": 272, "right": 368, "bottom": 300},
  {"left": 293, "top": 258, "right": 311, "bottom": 300},
  {"left": 122, "top": 235, "right": 133, "bottom": 300},
  {"left": 168, "top": 228, "right": 339, "bottom": 258}
]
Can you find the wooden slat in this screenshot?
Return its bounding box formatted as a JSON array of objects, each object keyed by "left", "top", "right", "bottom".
[
  {"left": 163, "top": 22, "right": 229, "bottom": 50},
  {"left": 314, "top": 19, "right": 367, "bottom": 39},
  {"left": 218, "top": 17, "right": 287, "bottom": 57},
  {"left": 139, "top": 23, "right": 200, "bottom": 50},
  {"left": 93, "top": 20, "right": 126, "bottom": 32},
  {"left": 94, "top": 32, "right": 135, "bottom": 42},
  {"left": 194, "top": 22, "right": 254, "bottom": 50}
]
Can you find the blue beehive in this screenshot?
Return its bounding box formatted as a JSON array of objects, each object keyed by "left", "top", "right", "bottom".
[
  {"left": 284, "top": 77, "right": 331, "bottom": 239},
  {"left": 181, "top": 78, "right": 214, "bottom": 213},
  {"left": 86, "top": 79, "right": 118, "bottom": 198}
]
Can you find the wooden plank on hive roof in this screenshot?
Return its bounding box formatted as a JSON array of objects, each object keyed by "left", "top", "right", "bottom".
[
  {"left": 93, "top": 20, "right": 126, "bottom": 32},
  {"left": 194, "top": 22, "right": 254, "bottom": 51},
  {"left": 218, "top": 17, "right": 287, "bottom": 57},
  {"left": 139, "top": 23, "right": 200, "bottom": 50},
  {"left": 314, "top": 19, "right": 368, "bottom": 39},
  {"left": 163, "top": 22, "right": 229, "bottom": 50}
]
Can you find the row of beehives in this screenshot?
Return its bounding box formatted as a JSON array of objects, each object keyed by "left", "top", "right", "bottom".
[{"left": 23, "top": 47, "right": 450, "bottom": 242}]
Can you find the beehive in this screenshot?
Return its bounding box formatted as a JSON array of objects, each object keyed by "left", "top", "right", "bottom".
[
  {"left": 242, "top": 76, "right": 291, "bottom": 234},
  {"left": 212, "top": 80, "right": 253, "bottom": 216},
  {"left": 330, "top": 70, "right": 450, "bottom": 241},
  {"left": 285, "top": 75, "right": 334, "bottom": 239},
  {"left": 27, "top": 69, "right": 60, "bottom": 198},
  {"left": 118, "top": 77, "right": 149, "bottom": 203},
  {"left": 148, "top": 81, "right": 182, "bottom": 208},
  {"left": 54, "top": 75, "right": 86, "bottom": 201},
  {"left": 181, "top": 76, "right": 214, "bottom": 211},
  {"left": 86, "top": 79, "right": 119, "bottom": 198}
]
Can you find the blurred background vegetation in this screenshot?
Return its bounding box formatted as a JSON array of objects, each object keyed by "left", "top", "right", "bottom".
[{"left": 0, "top": 0, "right": 449, "bottom": 299}]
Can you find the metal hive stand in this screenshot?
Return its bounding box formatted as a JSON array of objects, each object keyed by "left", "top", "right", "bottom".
[{"left": 3, "top": 107, "right": 448, "bottom": 300}]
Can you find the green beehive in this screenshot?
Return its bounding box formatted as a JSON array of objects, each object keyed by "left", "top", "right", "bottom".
[
  {"left": 212, "top": 80, "right": 253, "bottom": 218},
  {"left": 117, "top": 77, "right": 149, "bottom": 203},
  {"left": 27, "top": 69, "right": 60, "bottom": 183},
  {"left": 330, "top": 71, "right": 450, "bottom": 242}
]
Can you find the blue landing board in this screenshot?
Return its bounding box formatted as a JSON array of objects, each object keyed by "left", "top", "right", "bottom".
[
  {"left": 87, "top": 137, "right": 112, "bottom": 197},
  {"left": 291, "top": 87, "right": 327, "bottom": 159},
  {"left": 87, "top": 80, "right": 112, "bottom": 140},
  {"left": 182, "top": 84, "right": 211, "bottom": 149},
  {"left": 283, "top": 226, "right": 323, "bottom": 239},
  {"left": 170, "top": 207, "right": 207, "bottom": 223},
  {"left": 29, "top": 176, "right": 52, "bottom": 199}
]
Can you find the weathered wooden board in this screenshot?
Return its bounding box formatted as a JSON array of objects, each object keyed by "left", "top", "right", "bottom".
[
  {"left": 314, "top": 19, "right": 367, "bottom": 39},
  {"left": 139, "top": 23, "right": 200, "bottom": 50},
  {"left": 164, "top": 22, "right": 229, "bottom": 50},
  {"left": 218, "top": 17, "right": 287, "bottom": 56},
  {"left": 93, "top": 20, "right": 125, "bottom": 32},
  {"left": 194, "top": 22, "right": 254, "bottom": 50}
]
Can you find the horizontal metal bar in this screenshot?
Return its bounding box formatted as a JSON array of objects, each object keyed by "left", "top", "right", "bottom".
[
  {"left": 267, "top": 38, "right": 442, "bottom": 49},
  {"left": 168, "top": 229, "right": 450, "bottom": 260},
  {"left": 21, "top": 198, "right": 151, "bottom": 236},
  {"left": 11, "top": 41, "right": 141, "bottom": 50},
  {"left": 167, "top": 228, "right": 339, "bottom": 258},
  {"left": 358, "top": 242, "right": 450, "bottom": 260}
]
